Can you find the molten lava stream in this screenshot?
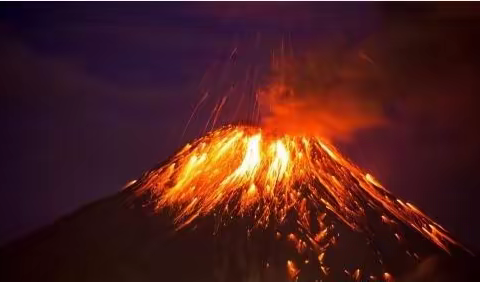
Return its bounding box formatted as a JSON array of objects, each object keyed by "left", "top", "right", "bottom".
[{"left": 136, "top": 124, "right": 469, "bottom": 281}]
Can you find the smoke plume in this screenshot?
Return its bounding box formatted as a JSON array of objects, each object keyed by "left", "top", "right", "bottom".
[
  {"left": 258, "top": 39, "right": 388, "bottom": 142},
  {"left": 259, "top": 3, "right": 480, "bottom": 145}
]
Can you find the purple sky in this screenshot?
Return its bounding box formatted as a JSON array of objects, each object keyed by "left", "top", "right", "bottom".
[{"left": 1, "top": 2, "right": 479, "bottom": 250}]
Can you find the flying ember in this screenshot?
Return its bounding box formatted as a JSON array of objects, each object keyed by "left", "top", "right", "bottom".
[{"left": 136, "top": 124, "right": 470, "bottom": 280}]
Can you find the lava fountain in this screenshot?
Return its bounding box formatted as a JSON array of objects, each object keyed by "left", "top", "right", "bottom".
[{"left": 134, "top": 124, "right": 472, "bottom": 281}]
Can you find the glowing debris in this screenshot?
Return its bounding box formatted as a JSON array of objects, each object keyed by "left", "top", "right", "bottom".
[
  {"left": 365, "top": 173, "right": 384, "bottom": 189},
  {"left": 122, "top": 179, "right": 137, "bottom": 190},
  {"left": 286, "top": 260, "right": 299, "bottom": 279},
  {"left": 383, "top": 272, "right": 393, "bottom": 282},
  {"left": 136, "top": 125, "right": 467, "bottom": 281}
]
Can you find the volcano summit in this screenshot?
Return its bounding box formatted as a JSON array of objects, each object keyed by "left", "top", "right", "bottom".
[{"left": 1, "top": 125, "right": 476, "bottom": 282}]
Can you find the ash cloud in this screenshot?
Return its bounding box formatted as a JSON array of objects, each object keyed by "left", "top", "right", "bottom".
[
  {"left": 259, "top": 3, "right": 480, "bottom": 147},
  {"left": 258, "top": 39, "right": 388, "bottom": 141},
  {"left": 257, "top": 3, "right": 480, "bottom": 250}
]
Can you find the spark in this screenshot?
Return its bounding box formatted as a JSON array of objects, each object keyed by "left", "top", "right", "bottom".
[
  {"left": 383, "top": 272, "right": 393, "bottom": 282},
  {"left": 353, "top": 268, "right": 361, "bottom": 281},
  {"left": 137, "top": 124, "right": 467, "bottom": 280},
  {"left": 287, "top": 260, "right": 299, "bottom": 279},
  {"left": 365, "top": 173, "right": 385, "bottom": 190},
  {"left": 318, "top": 253, "right": 325, "bottom": 263},
  {"left": 122, "top": 179, "right": 137, "bottom": 190}
]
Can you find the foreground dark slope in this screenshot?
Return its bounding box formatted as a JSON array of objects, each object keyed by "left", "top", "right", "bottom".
[
  {"left": 0, "top": 186, "right": 478, "bottom": 282},
  {"left": 0, "top": 189, "right": 217, "bottom": 282}
]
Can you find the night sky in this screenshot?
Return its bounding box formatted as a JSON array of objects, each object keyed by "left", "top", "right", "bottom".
[{"left": 1, "top": 2, "right": 479, "bottom": 252}]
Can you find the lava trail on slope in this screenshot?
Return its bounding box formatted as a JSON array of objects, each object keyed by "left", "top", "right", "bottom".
[
  {"left": 131, "top": 124, "right": 475, "bottom": 281},
  {"left": 1, "top": 125, "right": 477, "bottom": 282}
]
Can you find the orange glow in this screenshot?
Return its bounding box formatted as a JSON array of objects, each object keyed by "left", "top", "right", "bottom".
[
  {"left": 286, "top": 260, "right": 299, "bottom": 279},
  {"left": 365, "top": 173, "right": 385, "bottom": 190},
  {"left": 318, "top": 253, "right": 325, "bottom": 263},
  {"left": 137, "top": 124, "right": 468, "bottom": 279},
  {"left": 320, "top": 265, "right": 329, "bottom": 276},
  {"left": 383, "top": 272, "right": 393, "bottom": 282},
  {"left": 353, "top": 268, "right": 361, "bottom": 281}
]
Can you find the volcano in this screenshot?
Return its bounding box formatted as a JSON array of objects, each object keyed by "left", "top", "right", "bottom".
[{"left": 1, "top": 125, "right": 477, "bottom": 282}]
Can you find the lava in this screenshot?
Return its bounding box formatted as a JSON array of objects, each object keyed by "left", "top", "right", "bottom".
[{"left": 136, "top": 124, "right": 470, "bottom": 280}]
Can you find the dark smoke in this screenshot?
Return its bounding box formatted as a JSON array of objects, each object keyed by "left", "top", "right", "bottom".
[
  {"left": 259, "top": 38, "right": 388, "bottom": 141},
  {"left": 259, "top": 3, "right": 480, "bottom": 146}
]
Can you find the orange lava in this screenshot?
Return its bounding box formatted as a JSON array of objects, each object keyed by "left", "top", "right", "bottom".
[{"left": 137, "top": 124, "right": 468, "bottom": 279}]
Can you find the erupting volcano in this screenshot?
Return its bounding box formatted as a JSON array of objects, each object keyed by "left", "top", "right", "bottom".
[
  {"left": 4, "top": 3, "right": 480, "bottom": 282},
  {"left": 131, "top": 124, "right": 473, "bottom": 281},
  {"left": 3, "top": 45, "right": 476, "bottom": 282}
]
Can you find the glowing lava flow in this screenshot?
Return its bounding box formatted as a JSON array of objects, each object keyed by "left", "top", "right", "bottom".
[{"left": 136, "top": 124, "right": 468, "bottom": 279}]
